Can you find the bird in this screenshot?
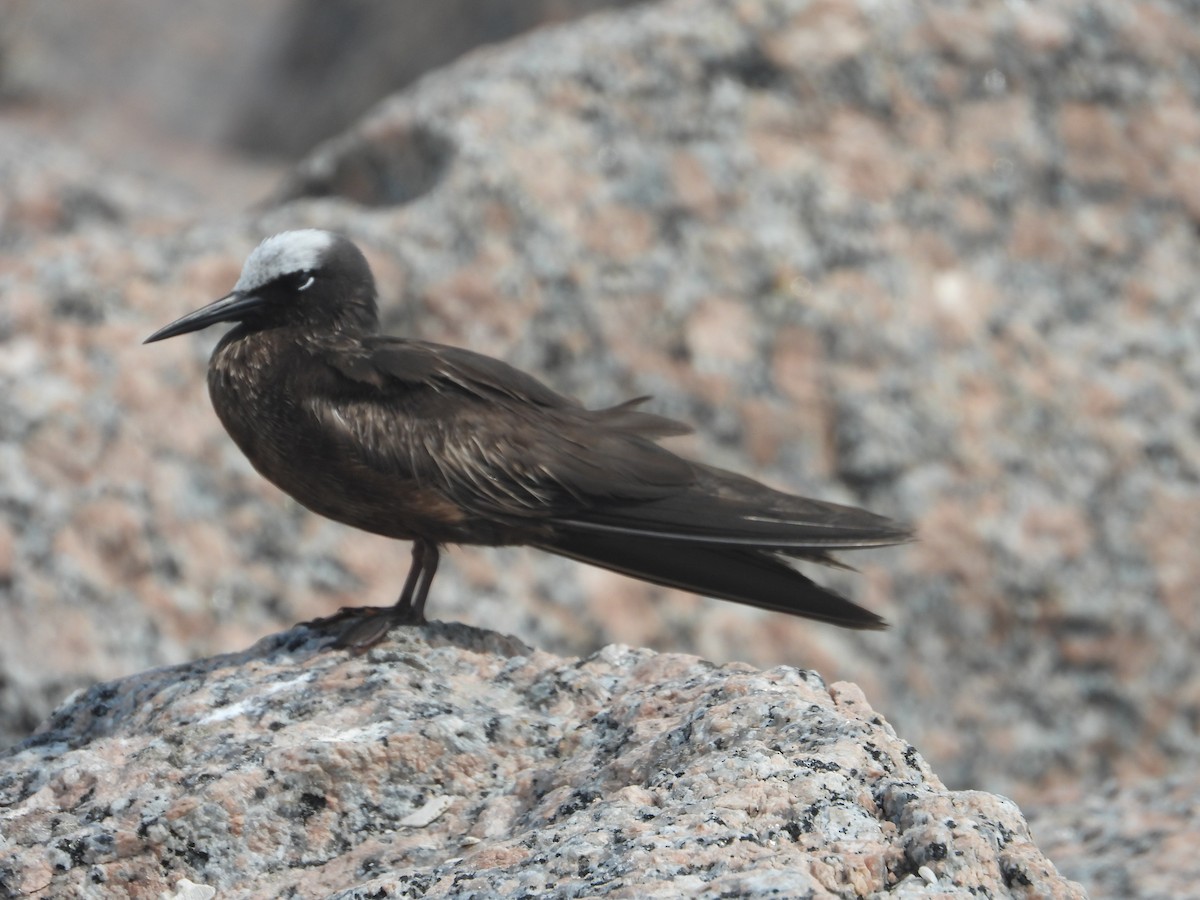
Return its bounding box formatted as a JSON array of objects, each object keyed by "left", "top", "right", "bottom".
[{"left": 145, "top": 230, "right": 911, "bottom": 648}]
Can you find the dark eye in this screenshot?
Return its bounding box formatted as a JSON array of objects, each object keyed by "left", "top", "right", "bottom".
[{"left": 294, "top": 271, "right": 315, "bottom": 292}]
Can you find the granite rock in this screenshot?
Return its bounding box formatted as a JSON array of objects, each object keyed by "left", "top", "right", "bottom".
[{"left": 0, "top": 624, "right": 1084, "bottom": 899}]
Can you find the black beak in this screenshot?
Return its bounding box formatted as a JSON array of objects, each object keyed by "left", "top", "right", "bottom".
[{"left": 143, "top": 291, "right": 266, "bottom": 344}]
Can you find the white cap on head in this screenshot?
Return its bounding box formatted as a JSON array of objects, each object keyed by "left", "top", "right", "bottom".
[{"left": 234, "top": 230, "right": 337, "bottom": 294}]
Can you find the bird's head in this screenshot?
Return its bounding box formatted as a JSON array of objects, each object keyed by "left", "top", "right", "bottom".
[{"left": 144, "top": 230, "right": 380, "bottom": 344}]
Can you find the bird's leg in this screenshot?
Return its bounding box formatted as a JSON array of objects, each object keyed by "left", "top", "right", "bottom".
[
  {"left": 408, "top": 541, "right": 439, "bottom": 621},
  {"left": 391, "top": 538, "right": 428, "bottom": 615},
  {"left": 306, "top": 540, "right": 436, "bottom": 650}
]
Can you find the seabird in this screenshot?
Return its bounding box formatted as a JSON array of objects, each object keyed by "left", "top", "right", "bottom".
[{"left": 145, "top": 230, "right": 910, "bottom": 647}]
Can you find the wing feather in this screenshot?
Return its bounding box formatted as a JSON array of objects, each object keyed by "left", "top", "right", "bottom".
[
  {"left": 312, "top": 337, "right": 910, "bottom": 550},
  {"left": 313, "top": 338, "right": 695, "bottom": 519}
]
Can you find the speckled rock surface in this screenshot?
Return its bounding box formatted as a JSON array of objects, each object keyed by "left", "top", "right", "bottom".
[{"left": 0, "top": 624, "right": 1084, "bottom": 898}]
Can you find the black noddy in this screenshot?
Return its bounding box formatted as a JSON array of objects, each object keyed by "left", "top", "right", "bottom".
[{"left": 145, "top": 230, "right": 910, "bottom": 647}]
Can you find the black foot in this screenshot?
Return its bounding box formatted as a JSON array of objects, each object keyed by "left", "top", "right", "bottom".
[{"left": 302, "top": 605, "right": 426, "bottom": 651}]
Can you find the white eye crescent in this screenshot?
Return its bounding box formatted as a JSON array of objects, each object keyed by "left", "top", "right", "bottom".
[{"left": 298, "top": 275, "right": 315, "bottom": 292}]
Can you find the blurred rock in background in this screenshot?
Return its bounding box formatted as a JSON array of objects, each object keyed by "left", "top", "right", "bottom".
[
  {"left": 1, "top": 0, "right": 648, "bottom": 158},
  {"left": 228, "top": 0, "right": 652, "bottom": 157}
]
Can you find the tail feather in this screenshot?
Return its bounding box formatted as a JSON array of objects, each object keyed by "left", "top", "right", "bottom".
[
  {"left": 559, "top": 464, "right": 913, "bottom": 551},
  {"left": 538, "top": 529, "right": 888, "bottom": 630}
]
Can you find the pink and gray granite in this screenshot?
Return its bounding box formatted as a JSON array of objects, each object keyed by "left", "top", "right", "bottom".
[{"left": 0, "top": 625, "right": 1084, "bottom": 898}]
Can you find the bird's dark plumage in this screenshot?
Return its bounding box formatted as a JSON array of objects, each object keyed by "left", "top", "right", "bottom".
[{"left": 146, "top": 230, "right": 910, "bottom": 647}]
